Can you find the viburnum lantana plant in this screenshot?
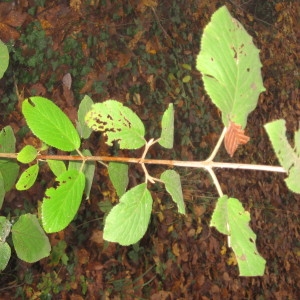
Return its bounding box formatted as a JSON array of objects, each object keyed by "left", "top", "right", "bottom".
[{"left": 0, "top": 6, "right": 298, "bottom": 276}]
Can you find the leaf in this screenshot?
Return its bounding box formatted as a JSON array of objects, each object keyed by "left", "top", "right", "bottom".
[
  {"left": 0, "top": 172, "right": 4, "bottom": 209},
  {"left": 196, "top": 6, "right": 265, "bottom": 128},
  {"left": 103, "top": 183, "right": 153, "bottom": 245},
  {"left": 0, "top": 160, "right": 19, "bottom": 191},
  {"left": 0, "top": 39, "right": 9, "bottom": 79},
  {"left": 0, "top": 242, "right": 11, "bottom": 271},
  {"left": 76, "top": 95, "right": 94, "bottom": 139},
  {"left": 210, "top": 195, "right": 266, "bottom": 276},
  {"left": 160, "top": 170, "right": 185, "bottom": 214},
  {"left": 11, "top": 214, "right": 51, "bottom": 263},
  {"left": 108, "top": 162, "right": 129, "bottom": 197},
  {"left": 47, "top": 160, "right": 66, "bottom": 177},
  {"left": 159, "top": 103, "right": 174, "bottom": 149},
  {"left": 42, "top": 170, "right": 85, "bottom": 233},
  {"left": 22, "top": 97, "right": 81, "bottom": 152},
  {"left": 264, "top": 119, "right": 300, "bottom": 193},
  {"left": 17, "top": 145, "right": 38, "bottom": 164},
  {"left": 0, "top": 126, "right": 16, "bottom": 153},
  {"left": 68, "top": 149, "right": 95, "bottom": 199},
  {"left": 85, "top": 100, "right": 146, "bottom": 149},
  {"left": 0, "top": 216, "right": 11, "bottom": 242},
  {"left": 16, "top": 164, "right": 39, "bottom": 191},
  {"left": 0, "top": 126, "right": 19, "bottom": 192},
  {"left": 224, "top": 121, "right": 250, "bottom": 157}
]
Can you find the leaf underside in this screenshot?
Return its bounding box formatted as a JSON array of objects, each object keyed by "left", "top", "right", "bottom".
[
  {"left": 103, "top": 183, "right": 153, "bottom": 245},
  {"left": 85, "top": 100, "right": 146, "bottom": 149},
  {"left": 210, "top": 195, "right": 266, "bottom": 276},
  {"left": 264, "top": 119, "right": 300, "bottom": 193},
  {"left": 224, "top": 121, "right": 250, "bottom": 157},
  {"left": 196, "top": 6, "right": 265, "bottom": 128},
  {"left": 159, "top": 103, "right": 174, "bottom": 149},
  {"left": 12, "top": 214, "right": 51, "bottom": 263},
  {"left": 160, "top": 170, "right": 185, "bottom": 214},
  {"left": 108, "top": 162, "right": 129, "bottom": 197}
]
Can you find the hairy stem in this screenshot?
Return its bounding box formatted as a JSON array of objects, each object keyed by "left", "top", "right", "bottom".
[
  {"left": 206, "top": 126, "right": 227, "bottom": 162},
  {"left": 0, "top": 153, "right": 286, "bottom": 173}
]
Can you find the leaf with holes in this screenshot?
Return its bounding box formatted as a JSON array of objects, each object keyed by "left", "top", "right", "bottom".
[
  {"left": 16, "top": 164, "right": 39, "bottom": 191},
  {"left": 196, "top": 6, "right": 265, "bottom": 128},
  {"left": 224, "top": 121, "right": 250, "bottom": 157},
  {"left": 265, "top": 119, "right": 300, "bottom": 194},
  {"left": 85, "top": 100, "right": 146, "bottom": 149},
  {"left": 210, "top": 195, "right": 266, "bottom": 276},
  {"left": 159, "top": 103, "right": 174, "bottom": 149},
  {"left": 42, "top": 169, "right": 85, "bottom": 233},
  {"left": 11, "top": 214, "right": 51, "bottom": 263},
  {"left": 103, "top": 183, "right": 152, "bottom": 245},
  {"left": 22, "top": 97, "right": 81, "bottom": 151}
]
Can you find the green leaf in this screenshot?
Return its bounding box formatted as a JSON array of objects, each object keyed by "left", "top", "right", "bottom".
[
  {"left": 0, "top": 173, "right": 4, "bottom": 209},
  {"left": 22, "top": 97, "right": 81, "bottom": 151},
  {"left": 76, "top": 95, "right": 94, "bottom": 139},
  {"left": 0, "top": 216, "right": 11, "bottom": 242},
  {"left": 68, "top": 149, "right": 95, "bottom": 199},
  {"left": 264, "top": 119, "right": 300, "bottom": 193},
  {"left": 0, "top": 160, "right": 19, "bottom": 191},
  {"left": 0, "top": 126, "right": 19, "bottom": 193},
  {"left": 210, "top": 195, "right": 266, "bottom": 276},
  {"left": 11, "top": 214, "right": 51, "bottom": 263},
  {"left": 42, "top": 170, "right": 85, "bottom": 233},
  {"left": 159, "top": 103, "right": 174, "bottom": 149},
  {"left": 108, "top": 162, "right": 129, "bottom": 197},
  {"left": 85, "top": 100, "right": 146, "bottom": 149},
  {"left": 0, "top": 40, "right": 9, "bottom": 79},
  {"left": 160, "top": 170, "right": 185, "bottom": 214},
  {"left": 0, "top": 126, "right": 16, "bottom": 153},
  {"left": 17, "top": 145, "right": 38, "bottom": 164},
  {"left": 103, "top": 183, "right": 153, "bottom": 245},
  {"left": 0, "top": 242, "right": 11, "bottom": 271},
  {"left": 196, "top": 6, "right": 265, "bottom": 128},
  {"left": 47, "top": 160, "right": 66, "bottom": 177},
  {"left": 16, "top": 164, "right": 39, "bottom": 191}
]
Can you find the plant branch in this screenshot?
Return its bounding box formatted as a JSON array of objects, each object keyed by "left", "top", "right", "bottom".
[
  {"left": 0, "top": 153, "right": 286, "bottom": 173},
  {"left": 205, "top": 126, "right": 227, "bottom": 162},
  {"left": 205, "top": 167, "right": 223, "bottom": 197}
]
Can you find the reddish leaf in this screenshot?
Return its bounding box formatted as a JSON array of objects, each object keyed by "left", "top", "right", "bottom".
[{"left": 224, "top": 122, "right": 250, "bottom": 157}]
